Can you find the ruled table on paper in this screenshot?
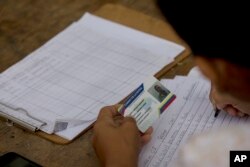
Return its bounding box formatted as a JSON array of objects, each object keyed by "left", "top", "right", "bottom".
[{"left": 0, "top": 13, "right": 184, "bottom": 140}]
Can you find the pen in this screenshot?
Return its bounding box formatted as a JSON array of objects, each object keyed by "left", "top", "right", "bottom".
[{"left": 214, "top": 108, "right": 221, "bottom": 117}]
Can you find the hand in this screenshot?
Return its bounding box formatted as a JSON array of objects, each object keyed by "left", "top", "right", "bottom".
[
  {"left": 92, "top": 105, "right": 153, "bottom": 167},
  {"left": 209, "top": 84, "right": 250, "bottom": 117}
]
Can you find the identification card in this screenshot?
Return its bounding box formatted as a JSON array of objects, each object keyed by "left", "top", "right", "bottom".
[{"left": 118, "top": 76, "right": 176, "bottom": 132}]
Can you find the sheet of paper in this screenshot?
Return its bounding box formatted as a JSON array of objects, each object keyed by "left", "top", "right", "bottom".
[
  {"left": 78, "top": 13, "right": 184, "bottom": 59},
  {"left": 187, "top": 66, "right": 204, "bottom": 78},
  {"left": 0, "top": 13, "right": 184, "bottom": 140},
  {"left": 138, "top": 77, "right": 250, "bottom": 167}
]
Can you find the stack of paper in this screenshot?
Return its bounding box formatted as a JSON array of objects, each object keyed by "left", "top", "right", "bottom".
[
  {"left": 0, "top": 13, "right": 184, "bottom": 141},
  {"left": 138, "top": 67, "right": 250, "bottom": 167}
]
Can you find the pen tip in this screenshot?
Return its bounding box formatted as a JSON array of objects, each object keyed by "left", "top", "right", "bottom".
[{"left": 214, "top": 109, "right": 220, "bottom": 117}]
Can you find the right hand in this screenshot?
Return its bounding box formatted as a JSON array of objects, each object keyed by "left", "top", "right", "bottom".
[
  {"left": 209, "top": 84, "right": 250, "bottom": 117},
  {"left": 92, "top": 105, "right": 153, "bottom": 167}
]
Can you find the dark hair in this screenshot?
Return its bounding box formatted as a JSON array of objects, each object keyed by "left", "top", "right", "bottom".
[{"left": 157, "top": 0, "right": 249, "bottom": 68}]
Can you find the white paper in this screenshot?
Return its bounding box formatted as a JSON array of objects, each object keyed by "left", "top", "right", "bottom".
[
  {"left": 138, "top": 77, "right": 250, "bottom": 167},
  {"left": 187, "top": 66, "right": 206, "bottom": 79},
  {"left": 0, "top": 13, "right": 184, "bottom": 140}
]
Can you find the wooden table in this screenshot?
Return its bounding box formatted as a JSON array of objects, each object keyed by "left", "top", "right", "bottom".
[{"left": 0, "top": 2, "right": 194, "bottom": 166}]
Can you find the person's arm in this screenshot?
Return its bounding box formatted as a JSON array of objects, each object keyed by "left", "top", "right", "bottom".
[{"left": 92, "top": 105, "right": 152, "bottom": 167}]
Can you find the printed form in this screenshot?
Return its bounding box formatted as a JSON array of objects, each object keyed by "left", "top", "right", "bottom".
[{"left": 138, "top": 77, "right": 250, "bottom": 167}]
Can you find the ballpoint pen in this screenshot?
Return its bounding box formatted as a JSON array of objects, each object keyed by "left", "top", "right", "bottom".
[{"left": 214, "top": 108, "right": 221, "bottom": 117}]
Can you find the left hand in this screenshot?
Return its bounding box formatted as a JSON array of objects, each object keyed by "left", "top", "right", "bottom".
[{"left": 92, "top": 105, "right": 153, "bottom": 167}]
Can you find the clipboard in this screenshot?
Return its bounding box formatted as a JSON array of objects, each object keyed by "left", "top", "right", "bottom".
[{"left": 0, "top": 4, "right": 191, "bottom": 144}]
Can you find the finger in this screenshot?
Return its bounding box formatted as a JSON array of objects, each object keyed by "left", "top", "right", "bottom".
[
  {"left": 91, "top": 134, "right": 95, "bottom": 143},
  {"left": 121, "top": 117, "right": 140, "bottom": 132},
  {"left": 95, "top": 106, "right": 121, "bottom": 127},
  {"left": 141, "top": 134, "right": 151, "bottom": 145},
  {"left": 113, "top": 115, "right": 124, "bottom": 126},
  {"left": 224, "top": 106, "right": 246, "bottom": 117},
  {"left": 209, "top": 85, "right": 219, "bottom": 109},
  {"left": 209, "top": 84, "right": 215, "bottom": 106},
  {"left": 237, "top": 111, "right": 246, "bottom": 117},
  {"left": 122, "top": 116, "right": 137, "bottom": 125},
  {"left": 209, "top": 87, "right": 227, "bottom": 110},
  {"left": 114, "top": 103, "right": 122, "bottom": 110},
  {"left": 143, "top": 126, "right": 153, "bottom": 135},
  {"left": 97, "top": 105, "right": 120, "bottom": 121},
  {"left": 140, "top": 127, "right": 153, "bottom": 145},
  {"left": 223, "top": 105, "right": 238, "bottom": 116}
]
